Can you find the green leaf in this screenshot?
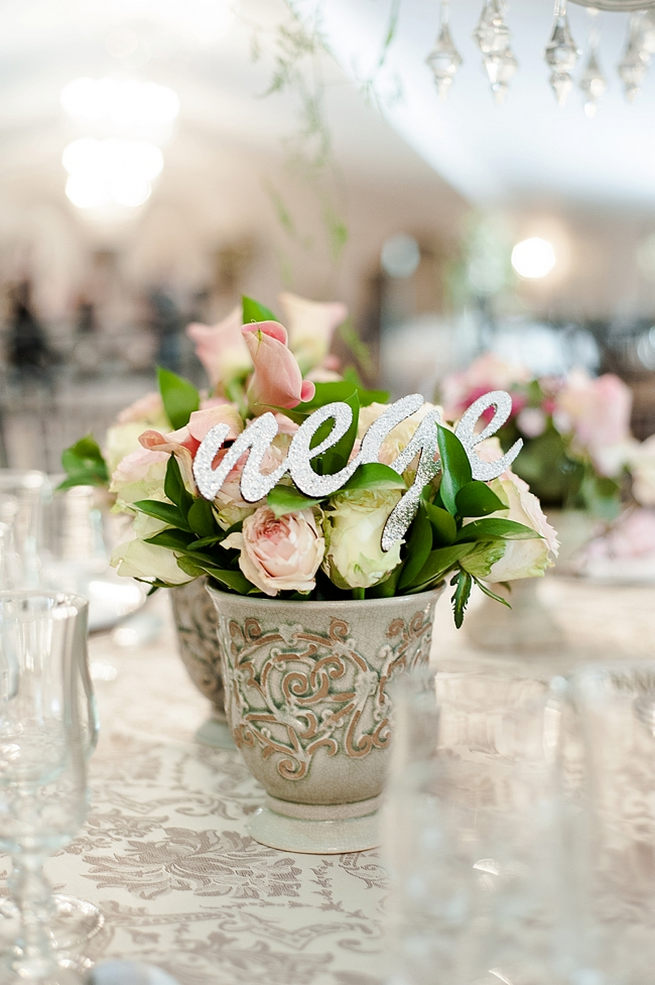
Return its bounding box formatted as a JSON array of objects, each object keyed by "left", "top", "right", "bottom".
[
  {"left": 456, "top": 518, "right": 541, "bottom": 543},
  {"left": 455, "top": 480, "right": 507, "bottom": 518},
  {"left": 341, "top": 367, "right": 389, "bottom": 406},
  {"left": 164, "top": 455, "right": 192, "bottom": 511},
  {"left": 58, "top": 435, "right": 109, "bottom": 489},
  {"left": 423, "top": 502, "right": 457, "bottom": 546},
  {"left": 314, "top": 391, "right": 359, "bottom": 476},
  {"left": 368, "top": 564, "right": 402, "bottom": 598},
  {"left": 437, "top": 424, "right": 472, "bottom": 514},
  {"left": 471, "top": 575, "right": 512, "bottom": 609},
  {"left": 206, "top": 567, "right": 257, "bottom": 594},
  {"left": 189, "top": 534, "right": 224, "bottom": 550},
  {"left": 242, "top": 295, "right": 277, "bottom": 323},
  {"left": 133, "top": 499, "right": 192, "bottom": 532},
  {"left": 267, "top": 484, "right": 326, "bottom": 517},
  {"left": 459, "top": 539, "right": 506, "bottom": 579},
  {"left": 157, "top": 367, "right": 199, "bottom": 431},
  {"left": 451, "top": 569, "right": 472, "bottom": 629},
  {"left": 342, "top": 463, "right": 406, "bottom": 493},
  {"left": 187, "top": 498, "right": 218, "bottom": 538},
  {"left": 145, "top": 529, "right": 195, "bottom": 551},
  {"left": 174, "top": 555, "right": 207, "bottom": 579},
  {"left": 397, "top": 505, "right": 433, "bottom": 591},
  {"left": 57, "top": 470, "right": 107, "bottom": 491},
  {"left": 407, "top": 542, "right": 477, "bottom": 593}
]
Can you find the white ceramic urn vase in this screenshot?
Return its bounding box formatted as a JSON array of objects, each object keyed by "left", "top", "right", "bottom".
[{"left": 206, "top": 585, "right": 442, "bottom": 854}]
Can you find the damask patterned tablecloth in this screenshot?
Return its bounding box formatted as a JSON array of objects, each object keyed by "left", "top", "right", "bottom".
[
  {"left": 2, "top": 576, "right": 654, "bottom": 985},
  {"left": 43, "top": 595, "right": 388, "bottom": 985}
]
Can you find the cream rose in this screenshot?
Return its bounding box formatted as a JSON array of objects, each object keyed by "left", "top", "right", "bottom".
[
  {"left": 109, "top": 447, "right": 169, "bottom": 512},
  {"left": 110, "top": 511, "right": 191, "bottom": 586},
  {"left": 321, "top": 488, "right": 403, "bottom": 590},
  {"left": 485, "top": 470, "right": 559, "bottom": 581},
  {"left": 223, "top": 506, "right": 324, "bottom": 596},
  {"left": 627, "top": 435, "right": 655, "bottom": 507}
]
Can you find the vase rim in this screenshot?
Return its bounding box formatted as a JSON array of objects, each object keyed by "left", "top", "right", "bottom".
[{"left": 205, "top": 582, "right": 444, "bottom": 609}]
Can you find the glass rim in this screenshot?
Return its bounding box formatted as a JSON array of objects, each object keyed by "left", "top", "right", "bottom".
[{"left": 0, "top": 589, "right": 88, "bottom": 613}]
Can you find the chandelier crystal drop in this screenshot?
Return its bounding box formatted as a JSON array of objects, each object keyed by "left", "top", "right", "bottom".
[
  {"left": 426, "top": 0, "right": 463, "bottom": 99},
  {"left": 618, "top": 13, "right": 652, "bottom": 100},
  {"left": 472, "top": 0, "right": 518, "bottom": 101},
  {"left": 579, "top": 11, "right": 607, "bottom": 116},
  {"left": 545, "top": 0, "right": 581, "bottom": 105},
  {"left": 425, "top": 0, "right": 655, "bottom": 109}
]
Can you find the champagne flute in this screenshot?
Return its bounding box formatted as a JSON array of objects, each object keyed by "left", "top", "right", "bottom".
[{"left": 0, "top": 590, "right": 96, "bottom": 983}]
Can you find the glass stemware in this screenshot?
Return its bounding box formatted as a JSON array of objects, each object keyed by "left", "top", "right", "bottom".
[
  {"left": 567, "top": 661, "right": 655, "bottom": 985},
  {"left": 0, "top": 590, "right": 97, "bottom": 984},
  {"left": 0, "top": 469, "right": 52, "bottom": 588},
  {"left": 382, "top": 661, "right": 566, "bottom": 985}
]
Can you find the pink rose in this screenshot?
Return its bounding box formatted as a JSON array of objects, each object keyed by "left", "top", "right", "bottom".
[
  {"left": 139, "top": 403, "right": 243, "bottom": 492},
  {"left": 583, "top": 508, "right": 655, "bottom": 561},
  {"left": 243, "top": 321, "right": 315, "bottom": 412},
  {"left": 440, "top": 353, "right": 531, "bottom": 421},
  {"left": 186, "top": 307, "right": 251, "bottom": 390},
  {"left": 555, "top": 371, "right": 633, "bottom": 474},
  {"left": 212, "top": 435, "right": 291, "bottom": 530},
  {"left": 277, "top": 291, "right": 347, "bottom": 372},
  {"left": 223, "top": 506, "right": 324, "bottom": 596},
  {"left": 109, "top": 446, "right": 169, "bottom": 510},
  {"left": 116, "top": 391, "right": 167, "bottom": 426}
]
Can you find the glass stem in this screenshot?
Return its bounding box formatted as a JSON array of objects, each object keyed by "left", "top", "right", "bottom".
[{"left": 11, "top": 852, "right": 58, "bottom": 979}]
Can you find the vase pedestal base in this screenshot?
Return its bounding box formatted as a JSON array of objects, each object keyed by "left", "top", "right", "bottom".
[
  {"left": 248, "top": 795, "right": 381, "bottom": 854},
  {"left": 195, "top": 715, "right": 235, "bottom": 750}
]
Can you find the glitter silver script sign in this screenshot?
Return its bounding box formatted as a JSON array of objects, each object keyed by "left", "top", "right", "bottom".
[{"left": 192, "top": 389, "right": 522, "bottom": 552}]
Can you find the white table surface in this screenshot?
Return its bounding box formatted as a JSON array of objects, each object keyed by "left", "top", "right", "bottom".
[{"left": 2, "top": 572, "right": 655, "bottom": 984}]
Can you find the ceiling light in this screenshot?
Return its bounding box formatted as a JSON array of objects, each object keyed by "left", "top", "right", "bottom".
[
  {"left": 511, "top": 237, "right": 557, "bottom": 279},
  {"left": 60, "top": 77, "right": 179, "bottom": 142},
  {"left": 62, "top": 138, "right": 163, "bottom": 211}
]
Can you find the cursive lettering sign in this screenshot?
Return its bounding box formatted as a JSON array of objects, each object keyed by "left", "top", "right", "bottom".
[{"left": 192, "top": 390, "right": 522, "bottom": 551}]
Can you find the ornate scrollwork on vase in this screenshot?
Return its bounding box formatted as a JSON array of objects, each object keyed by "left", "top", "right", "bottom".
[{"left": 218, "top": 608, "right": 434, "bottom": 783}]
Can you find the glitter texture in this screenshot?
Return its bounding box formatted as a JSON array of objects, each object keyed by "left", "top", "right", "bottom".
[
  {"left": 287, "top": 402, "right": 360, "bottom": 497},
  {"left": 455, "top": 389, "right": 522, "bottom": 480}
]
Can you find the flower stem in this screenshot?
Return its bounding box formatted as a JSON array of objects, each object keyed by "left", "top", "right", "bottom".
[{"left": 352, "top": 588, "right": 365, "bottom": 601}]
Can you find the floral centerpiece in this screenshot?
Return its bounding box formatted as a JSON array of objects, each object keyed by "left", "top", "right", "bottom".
[
  {"left": 439, "top": 352, "right": 636, "bottom": 519},
  {"left": 62, "top": 297, "right": 557, "bottom": 629},
  {"left": 61, "top": 294, "right": 559, "bottom": 852},
  {"left": 439, "top": 351, "right": 655, "bottom": 574}
]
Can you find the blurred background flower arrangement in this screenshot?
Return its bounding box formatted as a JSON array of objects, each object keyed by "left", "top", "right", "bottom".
[
  {"left": 62, "top": 294, "right": 557, "bottom": 627},
  {"left": 438, "top": 351, "right": 655, "bottom": 576}
]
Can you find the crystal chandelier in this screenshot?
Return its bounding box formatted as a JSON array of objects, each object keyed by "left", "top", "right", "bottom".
[{"left": 426, "top": 0, "right": 655, "bottom": 112}]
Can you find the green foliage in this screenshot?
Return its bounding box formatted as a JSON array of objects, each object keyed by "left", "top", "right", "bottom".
[
  {"left": 268, "top": 484, "right": 326, "bottom": 517},
  {"left": 436, "top": 423, "right": 472, "bottom": 513},
  {"left": 157, "top": 367, "right": 199, "bottom": 431},
  {"left": 58, "top": 436, "right": 109, "bottom": 490},
  {"left": 124, "top": 405, "right": 543, "bottom": 626},
  {"left": 342, "top": 463, "right": 406, "bottom": 493},
  {"left": 242, "top": 295, "right": 277, "bottom": 323}
]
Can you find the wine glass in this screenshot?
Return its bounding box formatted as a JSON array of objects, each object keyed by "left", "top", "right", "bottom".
[
  {"left": 567, "top": 660, "right": 655, "bottom": 985},
  {"left": 0, "top": 478, "right": 105, "bottom": 951},
  {"left": 0, "top": 469, "right": 52, "bottom": 588},
  {"left": 0, "top": 590, "right": 97, "bottom": 984},
  {"left": 382, "top": 660, "right": 567, "bottom": 985}
]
